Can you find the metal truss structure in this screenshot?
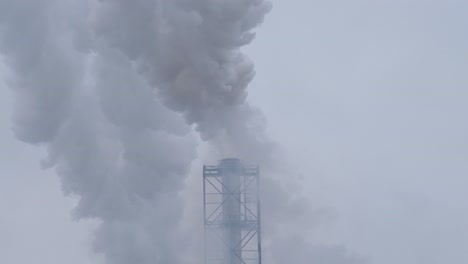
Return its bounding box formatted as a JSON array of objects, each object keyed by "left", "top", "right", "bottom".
[{"left": 203, "top": 158, "right": 262, "bottom": 264}]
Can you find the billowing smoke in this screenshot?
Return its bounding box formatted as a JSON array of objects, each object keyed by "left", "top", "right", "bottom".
[
  {"left": 91, "top": 0, "right": 273, "bottom": 157},
  {"left": 1, "top": 0, "right": 365, "bottom": 264},
  {"left": 1, "top": 1, "right": 197, "bottom": 263}
]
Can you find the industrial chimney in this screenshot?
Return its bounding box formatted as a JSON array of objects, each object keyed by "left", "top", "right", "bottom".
[{"left": 203, "top": 158, "right": 262, "bottom": 264}]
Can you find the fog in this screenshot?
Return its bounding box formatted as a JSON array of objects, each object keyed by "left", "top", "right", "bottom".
[{"left": 1, "top": 0, "right": 468, "bottom": 264}]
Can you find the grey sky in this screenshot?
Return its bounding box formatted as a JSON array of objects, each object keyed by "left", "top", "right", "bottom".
[
  {"left": 248, "top": 0, "right": 468, "bottom": 263},
  {"left": 1, "top": 0, "right": 468, "bottom": 264}
]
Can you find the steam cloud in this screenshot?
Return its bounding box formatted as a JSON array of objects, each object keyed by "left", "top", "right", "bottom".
[{"left": 0, "top": 0, "right": 365, "bottom": 263}]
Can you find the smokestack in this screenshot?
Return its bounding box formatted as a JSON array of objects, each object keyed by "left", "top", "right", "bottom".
[{"left": 204, "top": 158, "right": 261, "bottom": 264}]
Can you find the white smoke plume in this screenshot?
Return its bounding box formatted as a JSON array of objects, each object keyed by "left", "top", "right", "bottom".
[
  {"left": 1, "top": 0, "right": 366, "bottom": 263},
  {"left": 1, "top": 1, "right": 196, "bottom": 263},
  {"left": 91, "top": 0, "right": 273, "bottom": 153}
]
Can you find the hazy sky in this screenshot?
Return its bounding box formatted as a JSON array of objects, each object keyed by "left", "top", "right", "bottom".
[{"left": 1, "top": 0, "right": 468, "bottom": 263}]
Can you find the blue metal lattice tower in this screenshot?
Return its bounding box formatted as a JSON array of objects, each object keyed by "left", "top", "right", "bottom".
[{"left": 203, "top": 158, "right": 262, "bottom": 264}]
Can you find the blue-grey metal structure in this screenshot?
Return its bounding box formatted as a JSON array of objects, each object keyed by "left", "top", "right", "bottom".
[{"left": 203, "top": 158, "right": 262, "bottom": 264}]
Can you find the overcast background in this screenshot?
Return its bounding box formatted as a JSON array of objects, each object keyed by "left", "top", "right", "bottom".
[{"left": 1, "top": 0, "right": 468, "bottom": 263}]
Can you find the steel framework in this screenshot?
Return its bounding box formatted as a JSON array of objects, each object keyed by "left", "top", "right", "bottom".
[{"left": 203, "top": 158, "right": 262, "bottom": 264}]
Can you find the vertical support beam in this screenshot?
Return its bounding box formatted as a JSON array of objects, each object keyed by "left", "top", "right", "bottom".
[
  {"left": 203, "top": 165, "right": 207, "bottom": 264},
  {"left": 256, "top": 166, "right": 262, "bottom": 264}
]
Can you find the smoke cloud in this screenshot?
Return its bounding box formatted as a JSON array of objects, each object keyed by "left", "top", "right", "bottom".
[{"left": 0, "top": 0, "right": 365, "bottom": 263}]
